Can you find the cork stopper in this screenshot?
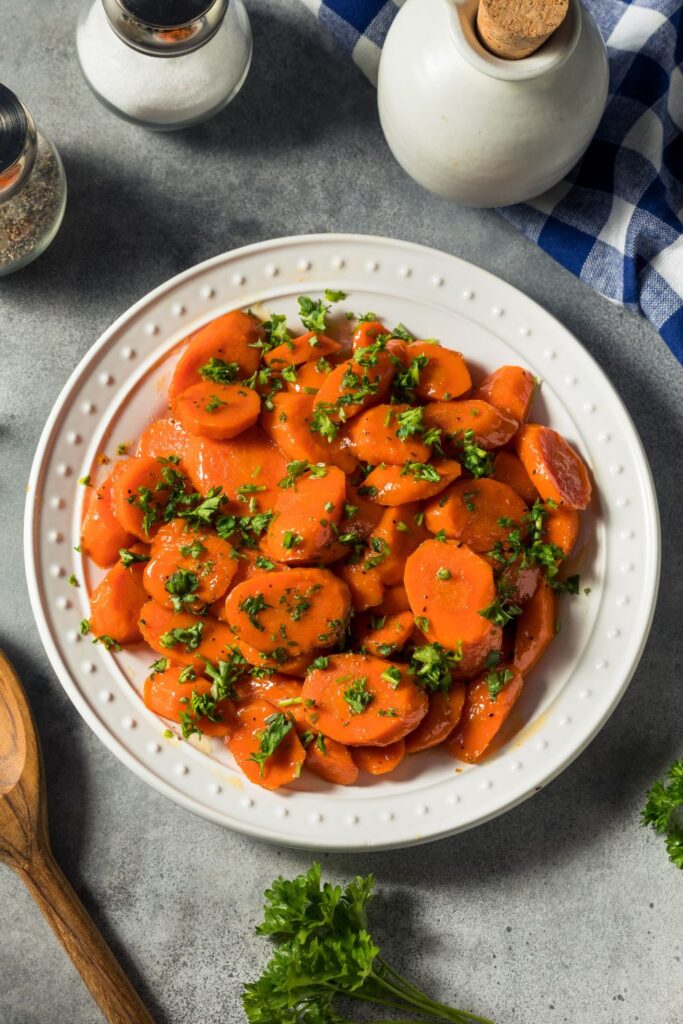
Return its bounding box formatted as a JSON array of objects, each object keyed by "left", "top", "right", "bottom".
[{"left": 477, "top": 0, "right": 569, "bottom": 60}]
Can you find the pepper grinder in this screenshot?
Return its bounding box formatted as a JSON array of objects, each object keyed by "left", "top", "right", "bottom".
[
  {"left": 378, "top": 0, "right": 609, "bottom": 207},
  {"left": 0, "top": 85, "right": 67, "bottom": 276},
  {"left": 76, "top": 0, "right": 252, "bottom": 130}
]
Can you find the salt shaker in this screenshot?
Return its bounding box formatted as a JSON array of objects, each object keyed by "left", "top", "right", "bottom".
[
  {"left": 76, "top": 0, "right": 252, "bottom": 130},
  {"left": 0, "top": 85, "right": 67, "bottom": 277}
]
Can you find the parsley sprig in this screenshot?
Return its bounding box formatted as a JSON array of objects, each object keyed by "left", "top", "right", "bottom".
[
  {"left": 409, "top": 642, "right": 462, "bottom": 693},
  {"left": 243, "top": 862, "right": 494, "bottom": 1024},
  {"left": 642, "top": 759, "right": 683, "bottom": 869}
]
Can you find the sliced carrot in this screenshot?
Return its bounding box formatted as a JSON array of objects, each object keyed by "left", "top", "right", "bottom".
[
  {"left": 544, "top": 507, "right": 580, "bottom": 557},
  {"left": 136, "top": 418, "right": 191, "bottom": 464},
  {"left": 265, "top": 330, "right": 342, "bottom": 369},
  {"left": 169, "top": 310, "right": 262, "bottom": 401},
  {"left": 143, "top": 665, "right": 235, "bottom": 737},
  {"left": 224, "top": 567, "right": 351, "bottom": 657},
  {"left": 515, "top": 424, "right": 592, "bottom": 510},
  {"left": 513, "top": 579, "right": 557, "bottom": 676},
  {"left": 301, "top": 653, "right": 428, "bottom": 746},
  {"left": 305, "top": 736, "right": 359, "bottom": 785},
  {"left": 424, "top": 478, "right": 528, "bottom": 553},
  {"left": 448, "top": 667, "right": 524, "bottom": 763},
  {"left": 143, "top": 526, "right": 237, "bottom": 608},
  {"left": 89, "top": 551, "right": 149, "bottom": 644},
  {"left": 172, "top": 382, "right": 260, "bottom": 440},
  {"left": 261, "top": 391, "right": 334, "bottom": 465},
  {"left": 284, "top": 359, "right": 329, "bottom": 396},
  {"left": 473, "top": 366, "right": 536, "bottom": 423},
  {"left": 375, "top": 584, "right": 410, "bottom": 615},
  {"left": 182, "top": 425, "right": 287, "bottom": 513},
  {"left": 404, "top": 684, "right": 466, "bottom": 753},
  {"left": 312, "top": 350, "right": 395, "bottom": 428},
  {"left": 352, "top": 319, "right": 387, "bottom": 352},
  {"left": 138, "top": 600, "right": 235, "bottom": 668},
  {"left": 227, "top": 698, "right": 305, "bottom": 790},
  {"left": 362, "top": 458, "right": 462, "bottom": 506},
  {"left": 423, "top": 400, "right": 518, "bottom": 449},
  {"left": 404, "top": 540, "right": 501, "bottom": 672},
  {"left": 337, "top": 562, "right": 385, "bottom": 612},
  {"left": 368, "top": 503, "right": 430, "bottom": 585},
  {"left": 345, "top": 478, "right": 385, "bottom": 536},
  {"left": 499, "top": 560, "right": 540, "bottom": 607},
  {"left": 235, "top": 673, "right": 307, "bottom": 724},
  {"left": 110, "top": 456, "right": 189, "bottom": 541},
  {"left": 345, "top": 404, "right": 431, "bottom": 465},
  {"left": 405, "top": 342, "right": 471, "bottom": 401},
  {"left": 351, "top": 740, "right": 406, "bottom": 775},
  {"left": 236, "top": 638, "right": 316, "bottom": 677},
  {"left": 261, "top": 465, "right": 346, "bottom": 564},
  {"left": 492, "top": 450, "right": 538, "bottom": 505},
  {"left": 354, "top": 610, "right": 414, "bottom": 658},
  {"left": 81, "top": 463, "right": 135, "bottom": 567}
]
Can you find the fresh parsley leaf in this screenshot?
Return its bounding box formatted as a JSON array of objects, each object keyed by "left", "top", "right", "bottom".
[
  {"left": 485, "top": 667, "right": 514, "bottom": 699},
  {"left": 298, "top": 295, "right": 329, "bottom": 333},
  {"left": 159, "top": 622, "right": 204, "bottom": 652},
  {"left": 342, "top": 677, "right": 373, "bottom": 715},
  {"left": 119, "top": 547, "right": 150, "bottom": 568},
  {"left": 198, "top": 357, "right": 240, "bottom": 384},
  {"left": 165, "top": 568, "right": 200, "bottom": 611},
  {"left": 409, "top": 642, "right": 462, "bottom": 693},
  {"left": 324, "top": 288, "right": 347, "bottom": 302},
  {"left": 642, "top": 760, "right": 683, "bottom": 869},
  {"left": 240, "top": 592, "right": 271, "bottom": 631},
  {"left": 249, "top": 712, "right": 293, "bottom": 776}
]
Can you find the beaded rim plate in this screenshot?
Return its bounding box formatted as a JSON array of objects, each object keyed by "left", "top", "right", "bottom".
[{"left": 24, "top": 234, "right": 660, "bottom": 851}]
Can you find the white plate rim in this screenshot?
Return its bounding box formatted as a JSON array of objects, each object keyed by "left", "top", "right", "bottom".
[{"left": 24, "top": 232, "right": 661, "bottom": 851}]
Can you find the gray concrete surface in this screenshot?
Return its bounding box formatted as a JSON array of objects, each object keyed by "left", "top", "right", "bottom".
[{"left": 1, "top": 2, "right": 682, "bottom": 1022}]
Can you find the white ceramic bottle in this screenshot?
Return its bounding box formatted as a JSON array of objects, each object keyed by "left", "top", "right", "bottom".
[{"left": 377, "top": 0, "right": 609, "bottom": 207}]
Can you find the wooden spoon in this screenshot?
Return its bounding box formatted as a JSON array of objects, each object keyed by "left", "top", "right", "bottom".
[{"left": 0, "top": 648, "right": 153, "bottom": 1023}]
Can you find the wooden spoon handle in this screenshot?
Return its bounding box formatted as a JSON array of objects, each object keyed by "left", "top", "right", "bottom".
[{"left": 19, "top": 846, "right": 154, "bottom": 1023}]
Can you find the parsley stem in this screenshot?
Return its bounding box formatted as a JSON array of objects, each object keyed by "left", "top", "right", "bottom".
[{"left": 372, "top": 970, "right": 491, "bottom": 1023}]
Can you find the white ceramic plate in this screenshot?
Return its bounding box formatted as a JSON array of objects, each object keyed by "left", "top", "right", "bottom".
[{"left": 25, "top": 234, "right": 660, "bottom": 851}]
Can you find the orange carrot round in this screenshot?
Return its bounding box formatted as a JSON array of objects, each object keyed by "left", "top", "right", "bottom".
[
  {"left": 110, "top": 456, "right": 189, "bottom": 541},
  {"left": 375, "top": 584, "right": 410, "bottom": 615},
  {"left": 345, "top": 404, "right": 431, "bottom": 465},
  {"left": 305, "top": 735, "right": 359, "bottom": 785},
  {"left": 261, "top": 465, "right": 346, "bottom": 564},
  {"left": 89, "top": 553, "right": 148, "bottom": 644},
  {"left": 312, "top": 351, "right": 395, "bottom": 429},
  {"left": 423, "top": 400, "right": 518, "bottom": 449},
  {"left": 172, "top": 381, "right": 260, "bottom": 440},
  {"left": 181, "top": 425, "right": 287, "bottom": 512},
  {"left": 448, "top": 666, "right": 523, "bottom": 763},
  {"left": 406, "top": 341, "right": 471, "bottom": 401},
  {"left": 404, "top": 684, "right": 466, "bottom": 753},
  {"left": 362, "top": 458, "right": 462, "bottom": 506},
  {"left": 261, "top": 392, "right": 335, "bottom": 465},
  {"left": 473, "top": 365, "right": 536, "bottom": 423},
  {"left": 236, "top": 639, "right": 317, "bottom": 677},
  {"left": 301, "top": 653, "right": 428, "bottom": 746},
  {"left": 81, "top": 463, "right": 136, "bottom": 567},
  {"left": 351, "top": 739, "right": 406, "bottom": 775},
  {"left": 265, "top": 330, "right": 341, "bottom": 369},
  {"left": 337, "top": 562, "right": 385, "bottom": 612},
  {"left": 227, "top": 698, "right": 305, "bottom": 790},
  {"left": 367, "top": 502, "right": 430, "bottom": 586},
  {"left": 143, "top": 665, "right": 235, "bottom": 737},
  {"left": 169, "top": 310, "right": 263, "bottom": 401},
  {"left": 143, "top": 526, "right": 236, "bottom": 609},
  {"left": 136, "top": 418, "right": 191, "bottom": 464},
  {"left": 352, "top": 319, "right": 387, "bottom": 352},
  {"left": 544, "top": 507, "right": 580, "bottom": 557},
  {"left": 424, "top": 478, "right": 528, "bottom": 553},
  {"left": 492, "top": 450, "right": 538, "bottom": 505},
  {"left": 513, "top": 579, "right": 557, "bottom": 675},
  {"left": 138, "top": 600, "right": 235, "bottom": 668},
  {"left": 515, "top": 424, "right": 592, "bottom": 510},
  {"left": 354, "top": 610, "right": 414, "bottom": 658}
]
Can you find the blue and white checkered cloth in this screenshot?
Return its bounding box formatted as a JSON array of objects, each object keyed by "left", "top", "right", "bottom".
[{"left": 300, "top": 0, "right": 683, "bottom": 362}]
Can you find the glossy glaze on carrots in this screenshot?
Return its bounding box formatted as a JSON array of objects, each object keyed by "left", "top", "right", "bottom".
[{"left": 79, "top": 297, "right": 592, "bottom": 788}]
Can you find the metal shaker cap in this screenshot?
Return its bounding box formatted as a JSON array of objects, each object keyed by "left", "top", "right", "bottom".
[
  {"left": 101, "top": 0, "right": 230, "bottom": 57},
  {"left": 0, "top": 84, "right": 37, "bottom": 200}
]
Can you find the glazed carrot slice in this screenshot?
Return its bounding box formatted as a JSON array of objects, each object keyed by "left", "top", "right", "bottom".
[
  {"left": 312, "top": 350, "right": 395, "bottom": 430},
  {"left": 492, "top": 450, "right": 538, "bottom": 505},
  {"left": 351, "top": 319, "right": 387, "bottom": 351},
  {"left": 143, "top": 526, "right": 237, "bottom": 608},
  {"left": 236, "top": 639, "right": 317, "bottom": 677},
  {"left": 301, "top": 653, "right": 428, "bottom": 746},
  {"left": 351, "top": 740, "right": 406, "bottom": 775},
  {"left": 110, "top": 455, "right": 188, "bottom": 541},
  {"left": 337, "top": 562, "right": 385, "bottom": 612},
  {"left": 473, "top": 365, "right": 536, "bottom": 423},
  {"left": 227, "top": 698, "right": 305, "bottom": 790},
  {"left": 224, "top": 567, "right": 351, "bottom": 657},
  {"left": 499, "top": 560, "right": 540, "bottom": 607},
  {"left": 404, "top": 684, "right": 466, "bottom": 754},
  {"left": 89, "top": 552, "right": 149, "bottom": 644},
  {"left": 345, "top": 478, "right": 385, "bottom": 536},
  {"left": 404, "top": 540, "right": 501, "bottom": 671},
  {"left": 345, "top": 404, "right": 431, "bottom": 465},
  {"left": 169, "top": 310, "right": 263, "bottom": 401},
  {"left": 406, "top": 342, "right": 471, "bottom": 401},
  {"left": 81, "top": 463, "right": 135, "bottom": 567},
  {"left": 264, "top": 330, "right": 342, "bottom": 369},
  {"left": 284, "top": 358, "right": 329, "bottom": 395},
  {"left": 423, "top": 400, "right": 518, "bottom": 449},
  {"left": 261, "top": 391, "right": 333, "bottom": 465},
  {"left": 172, "top": 381, "right": 260, "bottom": 440},
  {"left": 138, "top": 600, "right": 234, "bottom": 668},
  {"left": 362, "top": 458, "right": 462, "bottom": 506},
  {"left": 136, "top": 418, "right": 191, "bottom": 464},
  {"left": 515, "top": 424, "right": 592, "bottom": 510},
  {"left": 375, "top": 584, "right": 410, "bottom": 615},
  {"left": 354, "top": 610, "right": 414, "bottom": 658},
  {"left": 513, "top": 579, "right": 557, "bottom": 676},
  {"left": 448, "top": 666, "right": 524, "bottom": 763},
  {"left": 544, "top": 507, "right": 580, "bottom": 557},
  {"left": 305, "top": 736, "right": 359, "bottom": 786},
  {"left": 368, "top": 502, "right": 430, "bottom": 586},
  {"left": 182, "top": 425, "right": 287, "bottom": 512},
  {"left": 261, "top": 465, "right": 346, "bottom": 564},
  {"left": 424, "top": 478, "right": 528, "bottom": 553},
  {"left": 143, "top": 665, "right": 235, "bottom": 737}
]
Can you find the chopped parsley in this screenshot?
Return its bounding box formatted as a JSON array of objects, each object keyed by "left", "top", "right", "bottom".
[
  {"left": 205, "top": 394, "right": 227, "bottom": 414},
  {"left": 400, "top": 462, "right": 441, "bottom": 482},
  {"left": 298, "top": 295, "right": 329, "bottom": 334},
  {"left": 159, "top": 622, "right": 204, "bottom": 652},
  {"left": 342, "top": 677, "right": 373, "bottom": 716},
  {"left": 119, "top": 547, "right": 150, "bottom": 567},
  {"left": 199, "top": 357, "right": 240, "bottom": 384},
  {"left": 239, "top": 593, "right": 271, "bottom": 631},
  {"left": 92, "top": 634, "right": 122, "bottom": 652},
  {"left": 165, "top": 568, "right": 200, "bottom": 612},
  {"left": 249, "top": 712, "right": 293, "bottom": 776},
  {"left": 641, "top": 760, "right": 683, "bottom": 869},
  {"left": 409, "top": 642, "right": 462, "bottom": 693},
  {"left": 484, "top": 667, "right": 514, "bottom": 699}
]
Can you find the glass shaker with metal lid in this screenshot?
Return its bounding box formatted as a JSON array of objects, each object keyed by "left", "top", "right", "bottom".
[
  {"left": 76, "top": 0, "right": 252, "bottom": 130},
  {"left": 0, "top": 85, "right": 67, "bottom": 277}
]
